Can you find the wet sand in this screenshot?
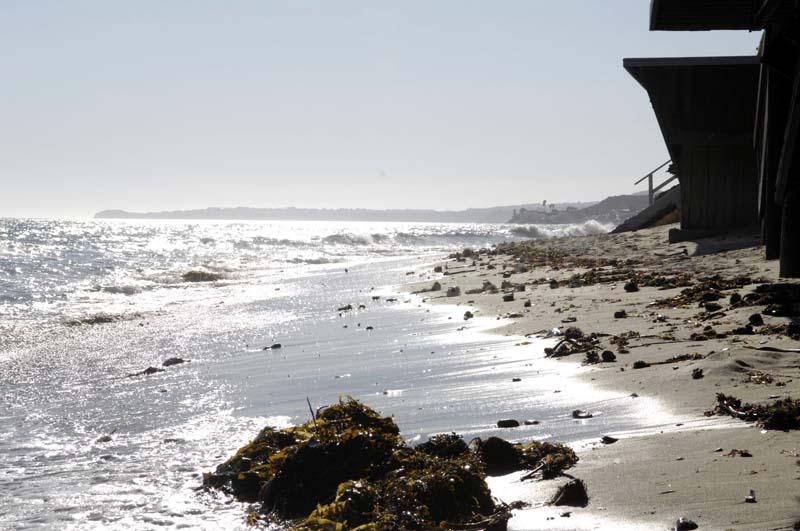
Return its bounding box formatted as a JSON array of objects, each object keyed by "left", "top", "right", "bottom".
[{"left": 406, "top": 223, "right": 800, "bottom": 531}]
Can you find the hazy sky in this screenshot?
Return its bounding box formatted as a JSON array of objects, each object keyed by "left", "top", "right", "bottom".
[{"left": 1, "top": 1, "right": 761, "bottom": 218}]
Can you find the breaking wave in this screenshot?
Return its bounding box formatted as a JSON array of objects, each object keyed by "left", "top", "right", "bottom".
[{"left": 510, "top": 220, "right": 614, "bottom": 239}]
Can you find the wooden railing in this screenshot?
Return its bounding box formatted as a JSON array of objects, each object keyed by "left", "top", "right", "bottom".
[{"left": 634, "top": 160, "right": 676, "bottom": 206}]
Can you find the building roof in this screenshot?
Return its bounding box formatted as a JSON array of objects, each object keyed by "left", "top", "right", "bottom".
[
  {"left": 649, "top": 0, "right": 796, "bottom": 31},
  {"left": 624, "top": 56, "right": 760, "bottom": 161}
]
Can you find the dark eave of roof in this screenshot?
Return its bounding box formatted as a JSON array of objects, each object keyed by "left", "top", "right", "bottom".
[
  {"left": 650, "top": 0, "right": 797, "bottom": 31},
  {"left": 623, "top": 55, "right": 761, "bottom": 161}
]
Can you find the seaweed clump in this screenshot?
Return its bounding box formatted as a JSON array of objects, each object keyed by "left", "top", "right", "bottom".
[
  {"left": 705, "top": 393, "right": 800, "bottom": 431},
  {"left": 205, "top": 399, "right": 578, "bottom": 530}
]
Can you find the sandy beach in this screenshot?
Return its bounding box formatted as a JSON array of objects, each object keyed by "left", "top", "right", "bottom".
[{"left": 407, "top": 223, "right": 800, "bottom": 530}]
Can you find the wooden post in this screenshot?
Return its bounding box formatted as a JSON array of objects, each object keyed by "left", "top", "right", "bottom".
[
  {"left": 779, "top": 187, "right": 800, "bottom": 277},
  {"left": 648, "top": 174, "right": 654, "bottom": 206}
]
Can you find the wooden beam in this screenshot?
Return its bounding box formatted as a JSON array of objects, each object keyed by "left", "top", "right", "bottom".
[
  {"left": 774, "top": 59, "right": 800, "bottom": 203},
  {"left": 754, "top": 0, "right": 784, "bottom": 28}
]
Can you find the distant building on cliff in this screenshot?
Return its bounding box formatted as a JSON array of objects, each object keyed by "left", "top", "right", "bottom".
[{"left": 625, "top": 0, "right": 800, "bottom": 277}]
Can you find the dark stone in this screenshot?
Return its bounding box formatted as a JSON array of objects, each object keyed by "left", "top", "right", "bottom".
[
  {"left": 584, "top": 351, "right": 599, "bottom": 364},
  {"left": 563, "top": 327, "right": 584, "bottom": 340},
  {"left": 748, "top": 313, "right": 765, "bottom": 326},
  {"left": 129, "top": 366, "right": 164, "bottom": 377},
  {"left": 524, "top": 300, "right": 532, "bottom": 308},
  {"left": 600, "top": 436, "right": 618, "bottom": 444},
  {"left": 675, "top": 517, "right": 699, "bottom": 531},
  {"left": 463, "top": 311, "right": 474, "bottom": 320},
  {"left": 632, "top": 360, "right": 649, "bottom": 369},
  {"left": 703, "top": 302, "right": 723, "bottom": 312},
  {"left": 730, "top": 293, "right": 743, "bottom": 305},
  {"left": 623, "top": 282, "right": 639, "bottom": 293},
  {"left": 571, "top": 410, "right": 592, "bottom": 419},
  {"left": 430, "top": 281, "right": 442, "bottom": 292},
  {"left": 497, "top": 419, "right": 520, "bottom": 428},
  {"left": 524, "top": 420, "right": 539, "bottom": 425},
  {"left": 692, "top": 368, "right": 704, "bottom": 380},
  {"left": 550, "top": 479, "right": 589, "bottom": 507},
  {"left": 433, "top": 266, "right": 443, "bottom": 273},
  {"left": 502, "top": 293, "right": 515, "bottom": 302},
  {"left": 613, "top": 310, "right": 627, "bottom": 319},
  {"left": 476, "top": 437, "right": 519, "bottom": 475},
  {"left": 162, "top": 357, "right": 186, "bottom": 367},
  {"left": 337, "top": 304, "right": 353, "bottom": 311},
  {"left": 601, "top": 350, "right": 616, "bottom": 362}
]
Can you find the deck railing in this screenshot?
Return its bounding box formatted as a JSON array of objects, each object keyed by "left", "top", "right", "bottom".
[{"left": 634, "top": 160, "right": 676, "bottom": 206}]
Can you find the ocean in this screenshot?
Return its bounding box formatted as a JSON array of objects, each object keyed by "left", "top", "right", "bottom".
[{"left": 1, "top": 218, "right": 684, "bottom": 530}]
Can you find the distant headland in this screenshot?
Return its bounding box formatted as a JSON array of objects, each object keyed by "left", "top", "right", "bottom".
[{"left": 94, "top": 194, "right": 647, "bottom": 225}]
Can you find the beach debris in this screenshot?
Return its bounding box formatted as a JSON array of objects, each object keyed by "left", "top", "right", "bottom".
[
  {"left": 613, "top": 309, "right": 627, "bottom": 319},
  {"left": 745, "top": 488, "right": 757, "bottom": 503},
  {"left": 600, "top": 436, "right": 618, "bottom": 444},
  {"left": 128, "top": 366, "right": 164, "bottom": 377},
  {"left": 705, "top": 393, "right": 800, "bottom": 430},
  {"left": 447, "top": 286, "right": 461, "bottom": 297},
  {"left": 549, "top": 478, "right": 588, "bottom": 507},
  {"left": 463, "top": 311, "right": 474, "bottom": 320},
  {"left": 601, "top": 350, "right": 617, "bottom": 362},
  {"left": 415, "top": 432, "right": 468, "bottom": 458},
  {"left": 572, "top": 410, "right": 593, "bottom": 419},
  {"left": 162, "top": 357, "right": 186, "bottom": 366},
  {"left": 632, "top": 360, "right": 650, "bottom": 369},
  {"left": 182, "top": 270, "right": 222, "bottom": 282},
  {"left": 623, "top": 281, "right": 639, "bottom": 293},
  {"left": 583, "top": 351, "right": 600, "bottom": 364},
  {"left": 692, "top": 368, "right": 704, "bottom": 380},
  {"left": 725, "top": 449, "right": 752, "bottom": 457},
  {"left": 502, "top": 293, "right": 515, "bottom": 302},
  {"left": 511, "top": 377, "right": 521, "bottom": 382},
  {"left": 263, "top": 343, "right": 282, "bottom": 350},
  {"left": 205, "top": 399, "right": 576, "bottom": 529},
  {"left": 497, "top": 419, "right": 520, "bottom": 428},
  {"left": 674, "top": 516, "right": 699, "bottom": 530},
  {"left": 337, "top": 304, "right": 353, "bottom": 312},
  {"left": 474, "top": 436, "right": 577, "bottom": 478}
]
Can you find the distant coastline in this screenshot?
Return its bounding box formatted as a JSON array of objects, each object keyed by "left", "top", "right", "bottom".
[
  {"left": 93, "top": 194, "right": 646, "bottom": 225},
  {"left": 93, "top": 203, "right": 593, "bottom": 224}
]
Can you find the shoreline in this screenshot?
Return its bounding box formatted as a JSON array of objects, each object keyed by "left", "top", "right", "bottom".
[{"left": 404, "top": 223, "right": 800, "bottom": 530}]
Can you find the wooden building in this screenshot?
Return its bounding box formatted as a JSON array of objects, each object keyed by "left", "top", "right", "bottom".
[
  {"left": 631, "top": 0, "right": 800, "bottom": 277},
  {"left": 624, "top": 56, "right": 761, "bottom": 234}
]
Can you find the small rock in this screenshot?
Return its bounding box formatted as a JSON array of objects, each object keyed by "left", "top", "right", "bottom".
[
  {"left": 446, "top": 287, "right": 461, "bottom": 297},
  {"left": 463, "top": 311, "right": 474, "bottom": 320},
  {"left": 549, "top": 279, "right": 559, "bottom": 289},
  {"left": 550, "top": 478, "right": 589, "bottom": 507},
  {"left": 182, "top": 270, "right": 222, "bottom": 282},
  {"left": 430, "top": 281, "right": 442, "bottom": 292},
  {"left": 601, "top": 350, "right": 616, "bottom": 362},
  {"left": 692, "top": 368, "right": 704, "bottom": 380},
  {"left": 96, "top": 435, "right": 112, "bottom": 443},
  {"left": 523, "top": 300, "right": 532, "bottom": 308},
  {"left": 623, "top": 281, "right": 639, "bottom": 293},
  {"left": 703, "top": 302, "right": 723, "bottom": 312},
  {"left": 337, "top": 304, "right": 353, "bottom": 312},
  {"left": 748, "top": 313, "right": 764, "bottom": 326},
  {"left": 524, "top": 420, "right": 539, "bottom": 425},
  {"left": 502, "top": 293, "right": 515, "bottom": 302},
  {"left": 613, "top": 310, "right": 627, "bottom": 319},
  {"left": 601, "top": 435, "right": 618, "bottom": 444},
  {"left": 511, "top": 377, "right": 521, "bottom": 382},
  {"left": 496, "top": 419, "right": 520, "bottom": 428},
  {"left": 162, "top": 357, "right": 186, "bottom": 367},
  {"left": 433, "top": 265, "right": 443, "bottom": 273},
  {"left": 632, "top": 360, "right": 649, "bottom": 369},
  {"left": 675, "top": 516, "right": 698, "bottom": 530},
  {"left": 572, "top": 410, "right": 593, "bottom": 419}
]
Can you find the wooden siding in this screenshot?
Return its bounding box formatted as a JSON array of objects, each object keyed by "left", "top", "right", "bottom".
[{"left": 679, "top": 145, "right": 759, "bottom": 230}]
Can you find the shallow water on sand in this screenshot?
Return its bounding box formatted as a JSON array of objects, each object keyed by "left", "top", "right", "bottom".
[{"left": 1, "top": 219, "right": 686, "bottom": 530}]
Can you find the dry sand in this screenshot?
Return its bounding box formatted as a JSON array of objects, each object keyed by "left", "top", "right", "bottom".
[{"left": 406, "top": 223, "right": 800, "bottom": 531}]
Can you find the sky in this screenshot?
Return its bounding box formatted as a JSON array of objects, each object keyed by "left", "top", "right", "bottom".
[{"left": 0, "top": 1, "right": 762, "bottom": 218}]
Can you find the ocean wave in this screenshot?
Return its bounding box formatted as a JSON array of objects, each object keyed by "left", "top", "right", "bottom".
[
  {"left": 286, "top": 257, "right": 341, "bottom": 265},
  {"left": 510, "top": 220, "right": 614, "bottom": 239},
  {"left": 322, "top": 233, "right": 371, "bottom": 246}
]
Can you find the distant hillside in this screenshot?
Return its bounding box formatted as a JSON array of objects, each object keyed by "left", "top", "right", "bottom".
[
  {"left": 508, "top": 194, "right": 649, "bottom": 225},
  {"left": 94, "top": 202, "right": 595, "bottom": 224}
]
